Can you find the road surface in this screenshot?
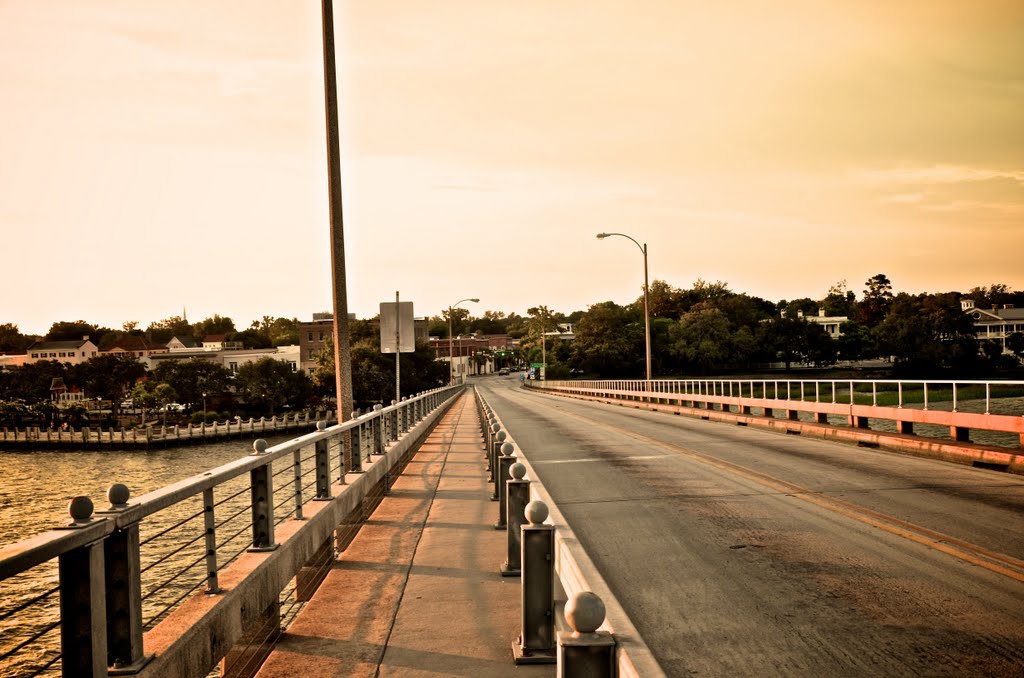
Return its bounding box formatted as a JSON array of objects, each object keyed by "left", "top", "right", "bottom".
[{"left": 477, "top": 377, "right": 1024, "bottom": 677}]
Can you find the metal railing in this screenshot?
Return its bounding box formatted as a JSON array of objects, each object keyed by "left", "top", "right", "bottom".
[
  {"left": 530, "top": 378, "right": 1024, "bottom": 451},
  {"left": 0, "top": 385, "right": 461, "bottom": 678}
]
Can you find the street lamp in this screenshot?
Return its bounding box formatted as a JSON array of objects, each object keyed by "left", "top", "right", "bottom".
[
  {"left": 449, "top": 298, "right": 479, "bottom": 384},
  {"left": 596, "top": 232, "right": 652, "bottom": 384}
]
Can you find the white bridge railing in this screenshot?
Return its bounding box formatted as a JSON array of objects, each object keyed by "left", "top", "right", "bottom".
[{"left": 529, "top": 379, "right": 1024, "bottom": 467}]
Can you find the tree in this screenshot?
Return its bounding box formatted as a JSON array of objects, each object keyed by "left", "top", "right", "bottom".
[
  {"left": 783, "top": 298, "right": 818, "bottom": 318},
  {"left": 245, "top": 316, "right": 300, "bottom": 347},
  {"left": 192, "top": 315, "right": 236, "bottom": 340},
  {"left": 873, "top": 292, "right": 978, "bottom": 375},
  {"left": 234, "top": 357, "right": 311, "bottom": 416},
  {"left": 669, "top": 307, "right": 734, "bottom": 373},
  {"left": 5, "top": 360, "right": 69, "bottom": 402},
  {"left": 152, "top": 359, "right": 232, "bottom": 410},
  {"left": 820, "top": 280, "right": 857, "bottom": 317},
  {"left": 857, "top": 274, "right": 894, "bottom": 327},
  {"left": 73, "top": 354, "right": 147, "bottom": 412},
  {"left": 570, "top": 301, "right": 642, "bottom": 377},
  {"left": 46, "top": 321, "right": 100, "bottom": 342},
  {"left": 646, "top": 279, "right": 686, "bottom": 319},
  {"left": 469, "top": 310, "right": 508, "bottom": 335},
  {"left": 836, "top": 320, "right": 873, "bottom": 362},
  {"left": 1006, "top": 332, "right": 1024, "bottom": 361},
  {"left": 146, "top": 315, "right": 192, "bottom": 344},
  {"left": 0, "top": 323, "right": 34, "bottom": 354}
]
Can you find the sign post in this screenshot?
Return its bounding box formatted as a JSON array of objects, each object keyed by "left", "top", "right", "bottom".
[{"left": 380, "top": 296, "right": 415, "bottom": 403}]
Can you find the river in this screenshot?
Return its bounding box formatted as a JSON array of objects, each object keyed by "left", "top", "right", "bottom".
[{"left": 0, "top": 437, "right": 295, "bottom": 548}]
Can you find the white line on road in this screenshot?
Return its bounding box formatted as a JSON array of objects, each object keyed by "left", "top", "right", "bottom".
[{"left": 535, "top": 455, "right": 666, "bottom": 464}]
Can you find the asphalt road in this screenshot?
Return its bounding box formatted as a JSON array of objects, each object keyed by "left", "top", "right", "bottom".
[{"left": 477, "top": 376, "right": 1024, "bottom": 677}]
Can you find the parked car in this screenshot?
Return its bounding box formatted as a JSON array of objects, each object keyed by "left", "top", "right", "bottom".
[
  {"left": 498, "top": 368, "right": 510, "bottom": 376},
  {"left": 159, "top": 403, "right": 186, "bottom": 413}
]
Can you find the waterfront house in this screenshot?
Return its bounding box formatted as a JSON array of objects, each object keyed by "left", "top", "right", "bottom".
[{"left": 25, "top": 336, "right": 98, "bottom": 364}]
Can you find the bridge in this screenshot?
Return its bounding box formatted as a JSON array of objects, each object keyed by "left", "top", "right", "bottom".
[{"left": 1, "top": 378, "right": 1022, "bottom": 676}]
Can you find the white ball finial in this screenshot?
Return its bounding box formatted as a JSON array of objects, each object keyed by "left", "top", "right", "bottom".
[
  {"left": 510, "top": 462, "right": 527, "bottom": 480},
  {"left": 565, "top": 591, "right": 606, "bottom": 635},
  {"left": 524, "top": 500, "right": 548, "bottom": 525},
  {"left": 253, "top": 438, "right": 268, "bottom": 454},
  {"left": 500, "top": 441, "right": 514, "bottom": 457}
]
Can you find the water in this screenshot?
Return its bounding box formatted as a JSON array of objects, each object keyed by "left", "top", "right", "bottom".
[
  {"left": 0, "top": 436, "right": 296, "bottom": 677},
  {"left": 0, "top": 438, "right": 287, "bottom": 546}
]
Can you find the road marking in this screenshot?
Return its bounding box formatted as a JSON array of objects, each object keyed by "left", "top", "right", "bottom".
[
  {"left": 501, "top": 387, "right": 1024, "bottom": 583},
  {"left": 535, "top": 455, "right": 665, "bottom": 464}
]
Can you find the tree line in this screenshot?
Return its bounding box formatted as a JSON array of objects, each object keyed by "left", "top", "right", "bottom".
[
  {"left": 491, "top": 277, "right": 1024, "bottom": 379},
  {"left": 1, "top": 276, "right": 1022, "bottom": 429}
]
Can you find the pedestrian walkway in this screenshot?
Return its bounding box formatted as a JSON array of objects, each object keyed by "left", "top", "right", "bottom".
[{"left": 256, "top": 392, "right": 552, "bottom": 677}]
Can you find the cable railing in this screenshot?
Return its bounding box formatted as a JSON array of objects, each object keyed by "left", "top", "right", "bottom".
[{"left": 0, "top": 384, "right": 462, "bottom": 678}]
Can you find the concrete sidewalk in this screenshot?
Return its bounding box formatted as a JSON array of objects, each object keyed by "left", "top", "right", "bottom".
[{"left": 257, "top": 392, "right": 552, "bottom": 677}]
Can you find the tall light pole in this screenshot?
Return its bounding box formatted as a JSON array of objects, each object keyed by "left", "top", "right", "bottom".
[
  {"left": 597, "top": 232, "right": 651, "bottom": 384},
  {"left": 448, "top": 298, "right": 479, "bottom": 384}
]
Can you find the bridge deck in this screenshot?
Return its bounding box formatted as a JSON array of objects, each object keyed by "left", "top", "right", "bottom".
[{"left": 256, "top": 392, "right": 550, "bottom": 677}]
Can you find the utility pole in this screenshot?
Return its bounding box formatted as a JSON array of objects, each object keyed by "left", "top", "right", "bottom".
[{"left": 321, "top": 0, "right": 354, "bottom": 452}]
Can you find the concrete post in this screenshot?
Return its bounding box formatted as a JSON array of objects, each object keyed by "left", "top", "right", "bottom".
[
  {"left": 349, "top": 411, "right": 363, "bottom": 474},
  {"left": 514, "top": 500, "right": 556, "bottom": 664},
  {"left": 97, "top": 484, "right": 152, "bottom": 673},
  {"left": 58, "top": 496, "right": 108, "bottom": 678},
  {"left": 390, "top": 400, "right": 399, "bottom": 442},
  {"left": 248, "top": 439, "right": 277, "bottom": 552},
  {"left": 314, "top": 421, "right": 331, "bottom": 499},
  {"left": 488, "top": 429, "right": 505, "bottom": 482},
  {"left": 370, "top": 404, "right": 383, "bottom": 455},
  {"left": 557, "top": 592, "right": 616, "bottom": 678},
  {"left": 502, "top": 462, "right": 528, "bottom": 577},
  {"left": 495, "top": 442, "right": 516, "bottom": 527}
]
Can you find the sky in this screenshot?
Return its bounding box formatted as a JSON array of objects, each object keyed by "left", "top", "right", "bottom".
[{"left": 1, "top": 1, "right": 1022, "bottom": 336}]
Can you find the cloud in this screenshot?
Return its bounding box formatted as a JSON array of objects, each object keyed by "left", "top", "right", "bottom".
[{"left": 856, "top": 164, "right": 1024, "bottom": 187}]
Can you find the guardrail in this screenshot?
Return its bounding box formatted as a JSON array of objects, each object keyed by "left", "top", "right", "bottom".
[
  {"left": 529, "top": 378, "right": 1024, "bottom": 472},
  {"left": 473, "top": 387, "right": 666, "bottom": 677},
  {"left": 0, "top": 385, "right": 462, "bottom": 678}
]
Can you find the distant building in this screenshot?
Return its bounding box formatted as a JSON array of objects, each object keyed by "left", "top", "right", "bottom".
[
  {"left": 802, "top": 309, "right": 847, "bottom": 338},
  {"left": 298, "top": 313, "right": 336, "bottom": 375},
  {"left": 148, "top": 345, "right": 300, "bottom": 374},
  {"left": 202, "top": 335, "right": 243, "bottom": 351},
  {"left": 102, "top": 336, "right": 168, "bottom": 368},
  {"left": 25, "top": 336, "right": 98, "bottom": 364},
  {"left": 962, "top": 299, "right": 1024, "bottom": 354},
  {"left": 167, "top": 336, "right": 200, "bottom": 352}
]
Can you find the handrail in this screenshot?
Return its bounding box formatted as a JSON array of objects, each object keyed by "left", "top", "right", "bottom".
[{"left": 0, "top": 383, "right": 463, "bottom": 677}]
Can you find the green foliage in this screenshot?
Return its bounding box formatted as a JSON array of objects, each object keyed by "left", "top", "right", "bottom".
[
  {"left": 71, "top": 354, "right": 147, "bottom": 409},
  {"left": 0, "top": 323, "right": 35, "bottom": 354},
  {"left": 192, "top": 315, "right": 237, "bottom": 340},
  {"left": 873, "top": 292, "right": 979, "bottom": 375},
  {"left": 570, "top": 301, "right": 643, "bottom": 377},
  {"left": 46, "top": 320, "right": 99, "bottom": 341},
  {"left": 146, "top": 315, "right": 192, "bottom": 344},
  {"left": 152, "top": 359, "right": 231, "bottom": 409},
  {"left": 234, "top": 357, "right": 311, "bottom": 415},
  {"left": 243, "top": 316, "right": 300, "bottom": 347}
]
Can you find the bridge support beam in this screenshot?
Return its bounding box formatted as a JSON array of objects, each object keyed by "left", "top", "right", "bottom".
[
  {"left": 815, "top": 413, "right": 829, "bottom": 424},
  {"left": 951, "top": 426, "right": 970, "bottom": 442},
  {"left": 897, "top": 420, "right": 914, "bottom": 435},
  {"left": 851, "top": 416, "right": 870, "bottom": 429}
]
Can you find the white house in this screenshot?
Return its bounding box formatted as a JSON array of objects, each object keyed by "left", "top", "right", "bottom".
[{"left": 25, "top": 337, "right": 99, "bottom": 364}]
